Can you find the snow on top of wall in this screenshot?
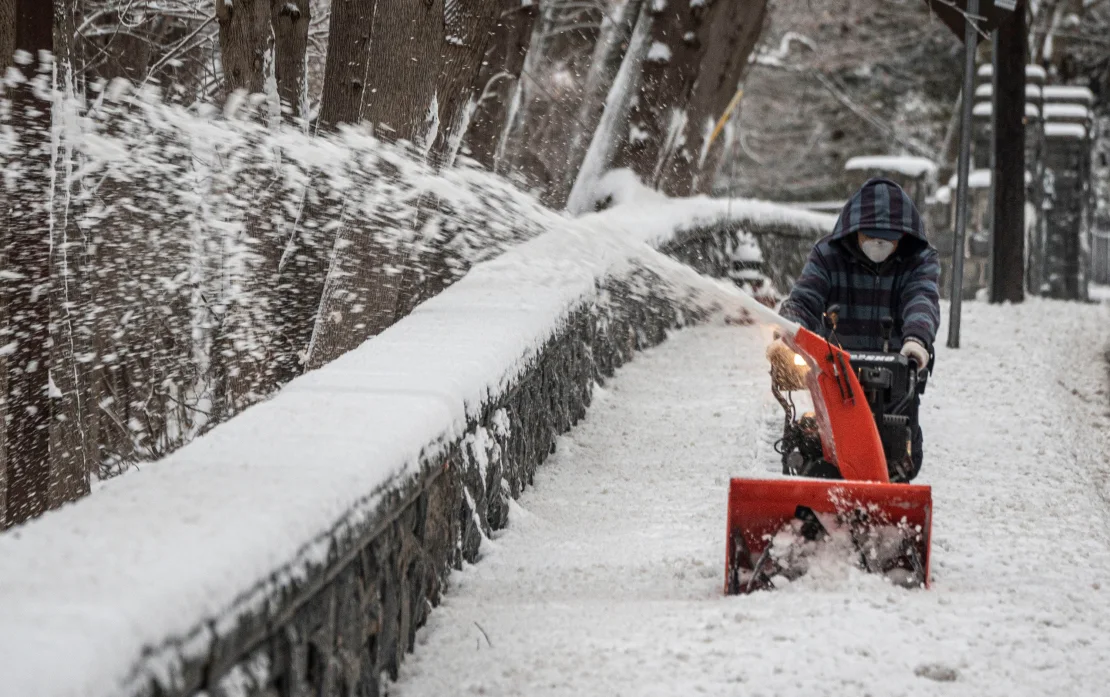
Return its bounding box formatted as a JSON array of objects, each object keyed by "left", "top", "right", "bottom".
[
  {"left": 975, "top": 83, "right": 1043, "bottom": 99},
  {"left": 948, "top": 169, "right": 993, "bottom": 189},
  {"left": 1042, "top": 85, "right": 1094, "bottom": 103},
  {"left": 1026, "top": 64, "right": 1047, "bottom": 80},
  {"left": 1043, "top": 103, "right": 1090, "bottom": 120},
  {"left": 843, "top": 155, "right": 937, "bottom": 178},
  {"left": 589, "top": 169, "right": 837, "bottom": 239},
  {"left": 974, "top": 102, "right": 1044, "bottom": 119},
  {"left": 947, "top": 169, "right": 1033, "bottom": 189},
  {"left": 0, "top": 164, "right": 831, "bottom": 697},
  {"left": 1045, "top": 122, "right": 1088, "bottom": 139},
  {"left": 942, "top": 169, "right": 1031, "bottom": 192},
  {"left": 978, "top": 64, "right": 1046, "bottom": 78}
]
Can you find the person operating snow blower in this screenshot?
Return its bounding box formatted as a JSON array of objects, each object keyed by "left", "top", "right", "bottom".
[{"left": 768, "top": 177, "right": 940, "bottom": 482}]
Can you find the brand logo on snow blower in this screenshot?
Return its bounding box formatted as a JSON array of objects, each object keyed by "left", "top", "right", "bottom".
[{"left": 853, "top": 353, "right": 901, "bottom": 363}]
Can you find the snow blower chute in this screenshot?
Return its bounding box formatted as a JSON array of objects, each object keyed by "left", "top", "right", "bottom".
[{"left": 725, "top": 298, "right": 932, "bottom": 594}]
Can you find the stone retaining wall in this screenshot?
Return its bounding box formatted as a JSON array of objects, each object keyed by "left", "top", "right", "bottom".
[
  {"left": 139, "top": 217, "right": 824, "bottom": 697},
  {"left": 149, "top": 272, "right": 690, "bottom": 697},
  {"left": 0, "top": 202, "right": 828, "bottom": 697}
]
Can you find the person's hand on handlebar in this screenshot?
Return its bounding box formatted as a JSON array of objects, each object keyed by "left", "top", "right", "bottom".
[{"left": 900, "top": 338, "right": 929, "bottom": 374}]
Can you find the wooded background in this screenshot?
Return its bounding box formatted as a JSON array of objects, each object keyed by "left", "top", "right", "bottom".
[{"left": 0, "top": 0, "right": 769, "bottom": 526}]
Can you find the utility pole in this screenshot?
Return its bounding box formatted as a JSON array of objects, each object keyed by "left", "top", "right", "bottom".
[
  {"left": 3, "top": 0, "right": 54, "bottom": 527},
  {"left": 990, "top": 0, "right": 1026, "bottom": 303},
  {"left": 945, "top": 0, "right": 979, "bottom": 349},
  {"left": 986, "top": 29, "right": 998, "bottom": 302}
]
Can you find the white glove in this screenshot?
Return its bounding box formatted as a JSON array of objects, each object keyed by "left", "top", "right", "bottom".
[{"left": 900, "top": 338, "right": 929, "bottom": 373}]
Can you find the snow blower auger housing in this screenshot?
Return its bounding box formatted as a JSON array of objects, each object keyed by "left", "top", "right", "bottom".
[{"left": 724, "top": 300, "right": 932, "bottom": 595}]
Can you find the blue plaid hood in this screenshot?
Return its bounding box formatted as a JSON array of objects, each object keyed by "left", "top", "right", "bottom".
[{"left": 831, "top": 177, "right": 927, "bottom": 243}]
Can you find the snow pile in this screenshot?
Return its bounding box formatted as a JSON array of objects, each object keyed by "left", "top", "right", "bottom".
[
  {"left": 0, "top": 162, "right": 829, "bottom": 697},
  {"left": 585, "top": 168, "right": 837, "bottom": 239}
]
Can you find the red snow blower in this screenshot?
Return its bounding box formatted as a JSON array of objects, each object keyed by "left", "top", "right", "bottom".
[{"left": 724, "top": 301, "right": 932, "bottom": 594}]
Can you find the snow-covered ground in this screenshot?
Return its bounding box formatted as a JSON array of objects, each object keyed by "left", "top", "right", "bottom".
[{"left": 394, "top": 300, "right": 1110, "bottom": 696}]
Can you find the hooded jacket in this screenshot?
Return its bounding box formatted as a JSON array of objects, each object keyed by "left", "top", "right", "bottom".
[{"left": 779, "top": 178, "right": 941, "bottom": 353}]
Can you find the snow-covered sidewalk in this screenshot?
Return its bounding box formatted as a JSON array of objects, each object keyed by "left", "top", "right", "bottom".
[{"left": 394, "top": 301, "right": 1110, "bottom": 696}]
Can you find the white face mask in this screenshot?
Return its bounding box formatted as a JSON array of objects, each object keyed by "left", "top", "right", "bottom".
[{"left": 860, "top": 238, "right": 896, "bottom": 263}]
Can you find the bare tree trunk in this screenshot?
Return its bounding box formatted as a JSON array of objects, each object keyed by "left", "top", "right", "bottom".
[
  {"left": 0, "top": 89, "right": 7, "bottom": 523},
  {"left": 463, "top": 0, "right": 538, "bottom": 169},
  {"left": 317, "top": 0, "right": 377, "bottom": 128},
  {"left": 1032, "top": 0, "right": 1061, "bottom": 65},
  {"left": 216, "top": 0, "right": 272, "bottom": 96},
  {"left": 271, "top": 0, "right": 310, "bottom": 120},
  {"left": 361, "top": 0, "right": 445, "bottom": 144},
  {"left": 493, "top": 5, "right": 553, "bottom": 189},
  {"left": 611, "top": 0, "right": 705, "bottom": 188},
  {"left": 564, "top": 0, "right": 653, "bottom": 213},
  {"left": 390, "top": 1, "right": 500, "bottom": 323},
  {"left": 0, "top": 0, "right": 13, "bottom": 514},
  {"left": 0, "top": 0, "right": 13, "bottom": 70},
  {"left": 310, "top": 0, "right": 443, "bottom": 368},
  {"left": 322, "top": 0, "right": 450, "bottom": 139},
  {"left": 311, "top": 0, "right": 504, "bottom": 368},
  {"left": 3, "top": 0, "right": 53, "bottom": 528},
  {"left": 549, "top": 0, "right": 644, "bottom": 206},
  {"left": 430, "top": 0, "right": 500, "bottom": 163},
  {"left": 48, "top": 0, "right": 91, "bottom": 509},
  {"left": 675, "top": 0, "right": 767, "bottom": 196},
  {"left": 498, "top": 2, "right": 608, "bottom": 200}
]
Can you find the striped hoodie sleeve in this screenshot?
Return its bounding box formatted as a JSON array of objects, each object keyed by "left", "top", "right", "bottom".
[
  {"left": 900, "top": 247, "right": 941, "bottom": 350},
  {"left": 779, "top": 247, "right": 832, "bottom": 333}
]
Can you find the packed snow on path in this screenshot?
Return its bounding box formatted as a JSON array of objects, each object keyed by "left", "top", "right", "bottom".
[{"left": 393, "top": 300, "right": 1110, "bottom": 696}]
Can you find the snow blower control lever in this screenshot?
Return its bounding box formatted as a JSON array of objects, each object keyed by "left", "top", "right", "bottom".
[{"left": 723, "top": 293, "right": 932, "bottom": 594}]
